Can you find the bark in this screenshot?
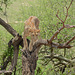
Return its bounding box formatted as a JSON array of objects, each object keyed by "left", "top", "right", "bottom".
[
  {"left": 0, "top": 70, "right": 12, "bottom": 75},
  {"left": 0, "top": 18, "right": 17, "bottom": 37},
  {"left": 9, "top": 46, "right": 19, "bottom": 71},
  {"left": 22, "top": 45, "right": 41, "bottom": 75}
]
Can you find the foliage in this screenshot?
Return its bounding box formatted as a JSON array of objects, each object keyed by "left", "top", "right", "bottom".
[{"left": 2, "top": 46, "right": 13, "bottom": 62}]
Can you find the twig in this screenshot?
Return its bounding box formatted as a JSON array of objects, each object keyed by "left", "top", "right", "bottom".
[
  {"left": 56, "top": 0, "right": 73, "bottom": 27},
  {"left": 64, "top": 36, "right": 75, "bottom": 45},
  {"left": 49, "top": 0, "right": 73, "bottom": 44},
  {"left": 48, "top": 26, "right": 65, "bottom": 43},
  {"left": 65, "top": 24, "right": 75, "bottom": 28},
  {"left": 56, "top": 10, "right": 64, "bottom": 26},
  {"left": 64, "top": 0, "right": 73, "bottom": 22}
]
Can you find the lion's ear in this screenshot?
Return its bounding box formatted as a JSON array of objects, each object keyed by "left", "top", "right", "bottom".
[{"left": 29, "top": 16, "right": 33, "bottom": 21}]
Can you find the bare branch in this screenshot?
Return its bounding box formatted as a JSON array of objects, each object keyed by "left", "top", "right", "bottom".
[
  {"left": 64, "top": 36, "right": 75, "bottom": 45},
  {"left": 68, "top": 0, "right": 73, "bottom": 9},
  {"left": 9, "top": 46, "right": 19, "bottom": 71},
  {"left": 54, "top": 62, "right": 67, "bottom": 66},
  {"left": 32, "top": 39, "right": 72, "bottom": 53},
  {"left": 56, "top": 10, "right": 64, "bottom": 23},
  {"left": 44, "top": 54, "right": 72, "bottom": 63},
  {"left": 56, "top": 0, "right": 73, "bottom": 27},
  {"left": 52, "top": 42, "right": 72, "bottom": 48},
  {"left": 0, "top": 70, "right": 12, "bottom": 74},
  {"left": 65, "top": 24, "right": 75, "bottom": 28},
  {"left": 64, "top": 0, "right": 73, "bottom": 22},
  {"left": 44, "top": 54, "right": 75, "bottom": 68},
  {"left": 47, "top": 24, "right": 75, "bottom": 45},
  {"left": 8, "top": 34, "right": 23, "bottom": 71},
  {"left": 0, "top": 18, "right": 18, "bottom": 37},
  {"left": 51, "top": 0, "right": 74, "bottom": 45},
  {"left": 48, "top": 26, "right": 65, "bottom": 43}
]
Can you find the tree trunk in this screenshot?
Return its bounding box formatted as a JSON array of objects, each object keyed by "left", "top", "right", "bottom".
[{"left": 22, "top": 49, "right": 38, "bottom": 75}]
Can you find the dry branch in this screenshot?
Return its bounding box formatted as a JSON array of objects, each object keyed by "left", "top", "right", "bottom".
[
  {"left": 32, "top": 39, "right": 72, "bottom": 53},
  {"left": 64, "top": 0, "right": 73, "bottom": 22},
  {"left": 9, "top": 46, "right": 19, "bottom": 71},
  {"left": 0, "top": 18, "right": 23, "bottom": 73},
  {"left": 48, "top": 0, "right": 74, "bottom": 45},
  {"left": 0, "top": 18, "right": 18, "bottom": 37},
  {"left": 48, "top": 24, "right": 75, "bottom": 44},
  {"left": 56, "top": 0, "right": 73, "bottom": 27},
  {"left": 65, "top": 24, "right": 75, "bottom": 28},
  {"left": 0, "top": 70, "right": 12, "bottom": 74},
  {"left": 64, "top": 36, "right": 75, "bottom": 45},
  {"left": 44, "top": 54, "right": 75, "bottom": 64},
  {"left": 48, "top": 26, "right": 64, "bottom": 43},
  {"left": 44, "top": 54, "right": 75, "bottom": 70}
]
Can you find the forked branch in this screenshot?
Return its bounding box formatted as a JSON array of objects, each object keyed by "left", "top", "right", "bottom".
[
  {"left": 64, "top": 0, "right": 73, "bottom": 22},
  {"left": 0, "top": 18, "right": 18, "bottom": 37},
  {"left": 48, "top": 0, "right": 74, "bottom": 44},
  {"left": 64, "top": 36, "right": 75, "bottom": 45},
  {"left": 56, "top": 0, "right": 73, "bottom": 26}
]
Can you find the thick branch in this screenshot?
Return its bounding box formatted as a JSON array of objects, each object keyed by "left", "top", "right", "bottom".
[
  {"left": 31, "top": 39, "right": 72, "bottom": 53},
  {"left": 9, "top": 46, "right": 19, "bottom": 71},
  {"left": 0, "top": 18, "right": 18, "bottom": 37},
  {"left": 8, "top": 34, "right": 22, "bottom": 71}
]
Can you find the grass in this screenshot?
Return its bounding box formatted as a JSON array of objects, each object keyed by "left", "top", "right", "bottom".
[{"left": 0, "top": 0, "right": 75, "bottom": 75}]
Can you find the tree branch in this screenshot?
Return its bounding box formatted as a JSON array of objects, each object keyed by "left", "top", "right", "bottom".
[
  {"left": 56, "top": 10, "right": 64, "bottom": 26},
  {"left": 47, "top": 24, "right": 75, "bottom": 44},
  {"left": 64, "top": 36, "right": 75, "bottom": 45},
  {"left": 31, "top": 39, "right": 72, "bottom": 53},
  {"left": 64, "top": 0, "right": 73, "bottom": 22},
  {"left": 0, "top": 18, "right": 18, "bottom": 37},
  {"left": 9, "top": 46, "right": 19, "bottom": 71},
  {"left": 65, "top": 24, "right": 75, "bottom": 28},
  {"left": 48, "top": 26, "right": 64, "bottom": 43},
  {"left": 56, "top": 0, "right": 73, "bottom": 27},
  {"left": 44, "top": 54, "right": 72, "bottom": 63},
  {"left": 0, "top": 70, "right": 12, "bottom": 74}
]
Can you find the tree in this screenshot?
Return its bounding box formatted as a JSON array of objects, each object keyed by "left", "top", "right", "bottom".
[{"left": 0, "top": 0, "right": 75, "bottom": 75}]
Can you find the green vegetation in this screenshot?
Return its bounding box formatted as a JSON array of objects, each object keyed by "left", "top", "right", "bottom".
[{"left": 0, "top": 0, "right": 75, "bottom": 75}]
